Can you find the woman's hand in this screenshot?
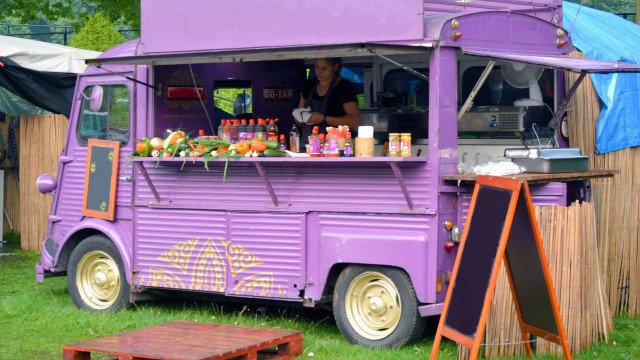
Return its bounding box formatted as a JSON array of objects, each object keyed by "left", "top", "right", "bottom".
[{"left": 306, "top": 112, "right": 325, "bottom": 125}]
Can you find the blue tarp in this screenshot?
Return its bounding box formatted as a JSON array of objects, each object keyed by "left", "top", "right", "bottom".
[{"left": 563, "top": 2, "right": 640, "bottom": 153}]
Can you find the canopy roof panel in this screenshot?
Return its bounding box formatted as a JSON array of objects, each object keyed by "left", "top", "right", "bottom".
[{"left": 464, "top": 49, "right": 640, "bottom": 73}]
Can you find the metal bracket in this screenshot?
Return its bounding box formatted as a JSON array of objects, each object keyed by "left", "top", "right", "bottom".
[
  {"left": 254, "top": 162, "right": 280, "bottom": 207},
  {"left": 134, "top": 162, "right": 162, "bottom": 204},
  {"left": 389, "top": 162, "right": 415, "bottom": 211},
  {"left": 549, "top": 72, "right": 587, "bottom": 129}
]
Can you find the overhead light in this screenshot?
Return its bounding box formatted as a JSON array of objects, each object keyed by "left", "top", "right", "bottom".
[{"left": 456, "top": 0, "right": 474, "bottom": 3}]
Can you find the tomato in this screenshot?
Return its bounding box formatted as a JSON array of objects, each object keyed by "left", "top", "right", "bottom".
[
  {"left": 251, "top": 140, "right": 267, "bottom": 153},
  {"left": 136, "top": 141, "right": 151, "bottom": 157},
  {"left": 235, "top": 141, "right": 250, "bottom": 155}
]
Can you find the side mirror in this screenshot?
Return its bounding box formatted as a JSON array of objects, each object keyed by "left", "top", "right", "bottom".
[
  {"left": 37, "top": 174, "right": 58, "bottom": 194},
  {"left": 89, "top": 85, "right": 104, "bottom": 112}
]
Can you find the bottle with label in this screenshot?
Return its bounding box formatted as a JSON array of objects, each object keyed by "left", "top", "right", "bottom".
[
  {"left": 343, "top": 132, "right": 354, "bottom": 157},
  {"left": 308, "top": 126, "right": 321, "bottom": 157},
  {"left": 326, "top": 133, "right": 340, "bottom": 157},
  {"left": 267, "top": 119, "right": 279, "bottom": 141},
  {"left": 217, "top": 120, "right": 225, "bottom": 140},
  {"left": 400, "top": 133, "right": 412, "bottom": 157},
  {"left": 289, "top": 125, "right": 300, "bottom": 152},
  {"left": 319, "top": 134, "right": 326, "bottom": 157},
  {"left": 238, "top": 119, "right": 247, "bottom": 141},
  {"left": 388, "top": 133, "right": 400, "bottom": 157},
  {"left": 223, "top": 119, "right": 232, "bottom": 142},
  {"left": 278, "top": 134, "right": 287, "bottom": 152},
  {"left": 246, "top": 119, "right": 255, "bottom": 140},
  {"left": 254, "top": 118, "right": 267, "bottom": 140},
  {"left": 230, "top": 120, "right": 239, "bottom": 143}
]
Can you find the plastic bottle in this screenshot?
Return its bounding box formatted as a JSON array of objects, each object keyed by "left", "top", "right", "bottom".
[
  {"left": 326, "top": 133, "right": 340, "bottom": 157},
  {"left": 289, "top": 125, "right": 300, "bottom": 152},
  {"left": 197, "top": 129, "right": 206, "bottom": 140},
  {"left": 223, "top": 119, "right": 232, "bottom": 142},
  {"left": 217, "top": 120, "right": 226, "bottom": 141},
  {"left": 230, "top": 119, "right": 239, "bottom": 143},
  {"left": 254, "top": 119, "right": 267, "bottom": 140},
  {"left": 309, "top": 126, "right": 321, "bottom": 157},
  {"left": 319, "top": 134, "right": 326, "bottom": 157},
  {"left": 238, "top": 119, "right": 247, "bottom": 141},
  {"left": 267, "top": 119, "right": 279, "bottom": 141},
  {"left": 343, "top": 132, "right": 354, "bottom": 157},
  {"left": 278, "top": 134, "right": 287, "bottom": 152},
  {"left": 246, "top": 119, "right": 255, "bottom": 140}
]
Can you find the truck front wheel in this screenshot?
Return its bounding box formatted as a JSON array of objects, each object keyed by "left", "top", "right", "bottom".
[
  {"left": 333, "top": 266, "right": 426, "bottom": 348},
  {"left": 67, "top": 235, "right": 130, "bottom": 311}
]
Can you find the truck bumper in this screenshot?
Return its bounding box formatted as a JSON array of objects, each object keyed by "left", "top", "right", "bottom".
[{"left": 419, "top": 303, "right": 444, "bottom": 317}]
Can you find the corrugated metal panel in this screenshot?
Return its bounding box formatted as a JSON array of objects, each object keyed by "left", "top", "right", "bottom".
[
  {"left": 134, "top": 161, "right": 433, "bottom": 213},
  {"left": 134, "top": 208, "right": 228, "bottom": 292},
  {"left": 228, "top": 213, "right": 305, "bottom": 299},
  {"left": 50, "top": 146, "right": 133, "bottom": 242}
]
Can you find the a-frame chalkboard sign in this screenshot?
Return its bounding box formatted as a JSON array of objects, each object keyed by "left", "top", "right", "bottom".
[
  {"left": 430, "top": 176, "right": 571, "bottom": 360},
  {"left": 82, "top": 139, "right": 120, "bottom": 221}
]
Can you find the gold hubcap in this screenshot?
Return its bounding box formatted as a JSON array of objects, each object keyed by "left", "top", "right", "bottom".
[
  {"left": 345, "top": 271, "right": 402, "bottom": 340},
  {"left": 76, "top": 250, "right": 120, "bottom": 310}
]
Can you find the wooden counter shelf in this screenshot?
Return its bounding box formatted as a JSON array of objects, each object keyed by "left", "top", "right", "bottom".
[{"left": 442, "top": 169, "right": 618, "bottom": 184}]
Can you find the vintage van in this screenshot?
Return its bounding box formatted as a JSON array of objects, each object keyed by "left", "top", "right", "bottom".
[{"left": 35, "top": 0, "right": 640, "bottom": 347}]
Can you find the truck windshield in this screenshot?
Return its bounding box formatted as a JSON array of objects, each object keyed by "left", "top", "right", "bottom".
[{"left": 76, "top": 85, "right": 131, "bottom": 146}]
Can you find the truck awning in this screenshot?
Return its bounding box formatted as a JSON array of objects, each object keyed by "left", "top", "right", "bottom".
[
  {"left": 463, "top": 49, "right": 640, "bottom": 73},
  {"left": 86, "top": 43, "right": 432, "bottom": 67}
]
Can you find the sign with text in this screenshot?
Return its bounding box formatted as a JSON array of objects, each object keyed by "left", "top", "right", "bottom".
[{"left": 262, "top": 88, "right": 295, "bottom": 101}]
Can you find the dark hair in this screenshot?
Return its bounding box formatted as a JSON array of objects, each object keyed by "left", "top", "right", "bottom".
[{"left": 316, "top": 57, "right": 343, "bottom": 73}]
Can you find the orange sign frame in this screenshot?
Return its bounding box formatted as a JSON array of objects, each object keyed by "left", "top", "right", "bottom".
[{"left": 430, "top": 175, "right": 571, "bottom": 360}]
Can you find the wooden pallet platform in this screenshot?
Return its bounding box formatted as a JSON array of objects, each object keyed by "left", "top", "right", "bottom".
[{"left": 62, "top": 320, "right": 303, "bottom": 360}]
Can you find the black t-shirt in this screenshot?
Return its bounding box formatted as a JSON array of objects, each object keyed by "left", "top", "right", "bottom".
[{"left": 302, "top": 78, "right": 358, "bottom": 116}]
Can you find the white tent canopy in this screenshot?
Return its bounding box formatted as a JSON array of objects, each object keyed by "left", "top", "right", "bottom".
[{"left": 0, "top": 35, "right": 100, "bottom": 73}]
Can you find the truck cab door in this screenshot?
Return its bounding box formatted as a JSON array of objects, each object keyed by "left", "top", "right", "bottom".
[{"left": 48, "top": 76, "right": 135, "bottom": 246}]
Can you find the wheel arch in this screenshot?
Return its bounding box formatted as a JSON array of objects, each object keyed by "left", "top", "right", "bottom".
[
  {"left": 321, "top": 263, "right": 414, "bottom": 301},
  {"left": 55, "top": 219, "right": 132, "bottom": 283}
]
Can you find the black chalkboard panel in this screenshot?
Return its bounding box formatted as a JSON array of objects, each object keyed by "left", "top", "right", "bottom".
[
  {"left": 82, "top": 139, "right": 120, "bottom": 220},
  {"left": 431, "top": 176, "right": 571, "bottom": 360},
  {"left": 443, "top": 186, "right": 513, "bottom": 338},
  {"left": 506, "top": 190, "right": 558, "bottom": 335}
]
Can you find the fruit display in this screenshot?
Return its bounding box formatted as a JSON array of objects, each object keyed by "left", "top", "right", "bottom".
[{"left": 133, "top": 130, "right": 287, "bottom": 160}]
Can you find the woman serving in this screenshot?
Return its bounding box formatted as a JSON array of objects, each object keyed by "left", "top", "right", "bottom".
[{"left": 295, "top": 58, "right": 360, "bottom": 144}]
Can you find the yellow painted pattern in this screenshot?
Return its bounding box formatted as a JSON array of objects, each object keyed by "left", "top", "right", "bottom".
[
  {"left": 221, "top": 240, "right": 264, "bottom": 277},
  {"left": 190, "top": 238, "right": 226, "bottom": 292},
  {"left": 140, "top": 237, "right": 287, "bottom": 298},
  {"left": 158, "top": 238, "right": 198, "bottom": 274}
]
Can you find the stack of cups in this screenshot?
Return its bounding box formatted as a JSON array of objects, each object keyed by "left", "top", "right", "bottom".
[{"left": 355, "top": 126, "right": 374, "bottom": 157}]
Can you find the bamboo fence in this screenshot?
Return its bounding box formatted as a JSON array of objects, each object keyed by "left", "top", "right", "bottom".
[
  {"left": 566, "top": 52, "right": 640, "bottom": 315},
  {"left": 18, "top": 114, "right": 68, "bottom": 250},
  {"left": 1, "top": 118, "right": 20, "bottom": 234}
]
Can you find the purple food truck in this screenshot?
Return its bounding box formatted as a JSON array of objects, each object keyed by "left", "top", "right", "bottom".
[{"left": 34, "top": 0, "right": 640, "bottom": 348}]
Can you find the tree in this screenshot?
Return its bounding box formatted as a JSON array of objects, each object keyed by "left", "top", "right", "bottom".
[
  {"left": 69, "top": 13, "right": 125, "bottom": 51},
  {"left": 0, "top": 0, "right": 140, "bottom": 30}
]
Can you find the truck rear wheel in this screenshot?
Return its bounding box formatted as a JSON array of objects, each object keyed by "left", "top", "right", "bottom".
[
  {"left": 333, "top": 265, "right": 426, "bottom": 348},
  {"left": 67, "top": 235, "right": 130, "bottom": 311}
]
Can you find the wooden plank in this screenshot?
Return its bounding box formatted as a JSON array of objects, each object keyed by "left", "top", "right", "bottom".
[
  {"left": 443, "top": 169, "right": 617, "bottom": 184},
  {"left": 63, "top": 321, "right": 303, "bottom": 360}
]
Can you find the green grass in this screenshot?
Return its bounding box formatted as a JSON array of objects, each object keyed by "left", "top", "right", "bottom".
[{"left": 0, "top": 250, "right": 638, "bottom": 359}]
